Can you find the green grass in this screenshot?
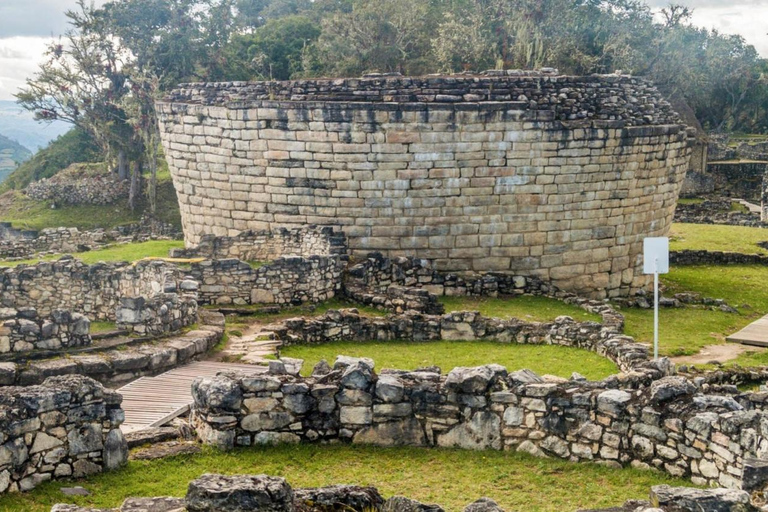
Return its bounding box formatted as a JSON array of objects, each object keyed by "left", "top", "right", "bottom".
[
  {"left": 622, "top": 265, "right": 768, "bottom": 357},
  {"left": 0, "top": 444, "right": 695, "bottom": 512},
  {"left": 669, "top": 223, "right": 768, "bottom": 256},
  {"left": 90, "top": 321, "right": 117, "bottom": 334},
  {"left": 440, "top": 295, "right": 601, "bottom": 323},
  {"left": 677, "top": 198, "right": 704, "bottom": 205},
  {"left": 0, "top": 240, "right": 184, "bottom": 267},
  {"left": 730, "top": 201, "right": 750, "bottom": 214},
  {"left": 281, "top": 340, "right": 617, "bottom": 380},
  {"left": 0, "top": 169, "right": 181, "bottom": 232}
]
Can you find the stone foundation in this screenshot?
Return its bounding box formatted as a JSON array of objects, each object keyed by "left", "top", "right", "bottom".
[
  {"left": 170, "top": 226, "right": 347, "bottom": 261},
  {"left": 0, "top": 375, "right": 127, "bottom": 494}
]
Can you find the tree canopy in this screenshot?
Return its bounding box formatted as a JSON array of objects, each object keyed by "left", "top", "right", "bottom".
[{"left": 13, "top": 0, "right": 768, "bottom": 205}]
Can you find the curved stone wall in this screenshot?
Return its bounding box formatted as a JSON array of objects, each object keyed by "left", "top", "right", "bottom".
[{"left": 157, "top": 73, "right": 692, "bottom": 298}]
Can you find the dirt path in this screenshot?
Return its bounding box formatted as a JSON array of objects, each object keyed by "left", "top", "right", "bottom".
[{"left": 671, "top": 342, "right": 765, "bottom": 365}]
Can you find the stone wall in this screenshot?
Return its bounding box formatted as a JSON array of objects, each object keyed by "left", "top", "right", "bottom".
[
  {"left": 50, "top": 473, "right": 762, "bottom": 512},
  {"left": 170, "top": 226, "right": 347, "bottom": 261},
  {"left": 190, "top": 256, "right": 344, "bottom": 306},
  {"left": 704, "top": 161, "right": 768, "bottom": 202},
  {"left": 670, "top": 250, "right": 768, "bottom": 266},
  {"left": 0, "top": 258, "right": 187, "bottom": 321},
  {"left": 0, "top": 374, "right": 127, "bottom": 493},
  {"left": 0, "top": 307, "right": 90, "bottom": 354},
  {"left": 25, "top": 165, "right": 130, "bottom": 206},
  {"left": 265, "top": 309, "right": 641, "bottom": 373},
  {"left": 673, "top": 198, "right": 764, "bottom": 227},
  {"left": 115, "top": 290, "right": 199, "bottom": 336},
  {"left": 0, "top": 314, "right": 224, "bottom": 387},
  {"left": 192, "top": 362, "right": 762, "bottom": 489},
  {"left": 157, "top": 73, "right": 692, "bottom": 299}
]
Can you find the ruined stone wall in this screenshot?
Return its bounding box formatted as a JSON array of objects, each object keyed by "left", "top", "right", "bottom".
[
  {"left": 705, "top": 161, "right": 768, "bottom": 202},
  {"left": 190, "top": 256, "right": 344, "bottom": 306},
  {"left": 0, "top": 375, "right": 126, "bottom": 493},
  {"left": 170, "top": 226, "right": 347, "bottom": 262},
  {"left": 192, "top": 361, "right": 758, "bottom": 489},
  {"left": 157, "top": 74, "right": 692, "bottom": 299},
  {"left": 0, "top": 307, "right": 91, "bottom": 354},
  {"left": 115, "top": 291, "right": 199, "bottom": 336},
  {"left": 0, "top": 258, "right": 187, "bottom": 321}
]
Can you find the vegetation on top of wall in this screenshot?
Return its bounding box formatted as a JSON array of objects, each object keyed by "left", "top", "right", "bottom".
[
  {"left": 0, "top": 240, "right": 184, "bottom": 267},
  {"left": 669, "top": 223, "right": 768, "bottom": 256}
]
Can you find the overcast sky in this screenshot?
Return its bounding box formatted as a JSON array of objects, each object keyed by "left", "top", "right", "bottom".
[{"left": 0, "top": 0, "right": 766, "bottom": 101}]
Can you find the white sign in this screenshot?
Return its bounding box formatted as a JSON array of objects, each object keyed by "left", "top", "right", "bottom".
[{"left": 643, "top": 237, "right": 669, "bottom": 275}]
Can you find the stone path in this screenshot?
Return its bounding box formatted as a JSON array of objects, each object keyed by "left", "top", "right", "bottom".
[
  {"left": 671, "top": 342, "right": 765, "bottom": 365},
  {"left": 735, "top": 198, "right": 762, "bottom": 214},
  {"left": 119, "top": 360, "right": 265, "bottom": 434},
  {"left": 727, "top": 314, "right": 768, "bottom": 347},
  {"left": 219, "top": 322, "right": 283, "bottom": 364}
]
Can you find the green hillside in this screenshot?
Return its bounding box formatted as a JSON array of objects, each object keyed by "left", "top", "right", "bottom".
[{"left": 0, "top": 134, "right": 32, "bottom": 184}]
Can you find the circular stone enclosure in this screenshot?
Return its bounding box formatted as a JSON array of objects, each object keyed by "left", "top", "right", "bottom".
[{"left": 157, "top": 74, "right": 692, "bottom": 298}]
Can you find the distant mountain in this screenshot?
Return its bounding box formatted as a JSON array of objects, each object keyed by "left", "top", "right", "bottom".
[
  {"left": 0, "top": 101, "right": 71, "bottom": 152},
  {"left": 0, "top": 134, "right": 32, "bottom": 184}
]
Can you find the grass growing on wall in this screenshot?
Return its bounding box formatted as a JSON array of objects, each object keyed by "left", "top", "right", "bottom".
[
  {"left": 0, "top": 240, "right": 184, "bottom": 267},
  {"left": 0, "top": 444, "right": 696, "bottom": 512},
  {"left": 281, "top": 340, "right": 618, "bottom": 380},
  {"left": 669, "top": 223, "right": 768, "bottom": 255}
]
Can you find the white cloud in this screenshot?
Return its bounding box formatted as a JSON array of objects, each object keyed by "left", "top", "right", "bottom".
[
  {"left": 0, "top": 36, "right": 54, "bottom": 101},
  {"left": 647, "top": 1, "right": 768, "bottom": 56}
]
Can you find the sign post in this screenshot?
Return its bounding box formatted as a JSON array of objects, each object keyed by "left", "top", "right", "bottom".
[{"left": 643, "top": 237, "right": 669, "bottom": 360}]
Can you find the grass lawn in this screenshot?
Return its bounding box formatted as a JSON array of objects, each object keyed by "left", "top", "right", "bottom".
[
  {"left": 622, "top": 265, "right": 768, "bottom": 357},
  {"left": 281, "top": 340, "right": 617, "bottom": 380},
  {"left": 0, "top": 444, "right": 694, "bottom": 512},
  {"left": 440, "top": 295, "right": 601, "bottom": 323},
  {"left": 669, "top": 223, "right": 768, "bottom": 256},
  {"left": 89, "top": 321, "right": 117, "bottom": 333},
  {"left": 0, "top": 240, "right": 184, "bottom": 267}
]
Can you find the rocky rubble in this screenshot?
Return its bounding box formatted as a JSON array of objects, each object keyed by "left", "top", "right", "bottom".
[{"left": 49, "top": 474, "right": 763, "bottom": 512}]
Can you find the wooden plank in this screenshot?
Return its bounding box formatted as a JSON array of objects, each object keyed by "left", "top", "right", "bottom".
[
  {"left": 117, "top": 360, "right": 265, "bottom": 433},
  {"left": 727, "top": 314, "right": 768, "bottom": 347}
]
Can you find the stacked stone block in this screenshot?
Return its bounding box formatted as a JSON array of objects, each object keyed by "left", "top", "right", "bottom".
[
  {"left": 0, "top": 375, "right": 127, "bottom": 494},
  {"left": 157, "top": 73, "right": 692, "bottom": 298},
  {"left": 0, "top": 258, "right": 188, "bottom": 321},
  {"left": 190, "top": 255, "right": 344, "bottom": 306},
  {"left": 192, "top": 361, "right": 765, "bottom": 490},
  {"left": 170, "top": 226, "right": 347, "bottom": 261},
  {"left": 116, "top": 291, "right": 199, "bottom": 336},
  {"left": 0, "top": 307, "right": 90, "bottom": 354}
]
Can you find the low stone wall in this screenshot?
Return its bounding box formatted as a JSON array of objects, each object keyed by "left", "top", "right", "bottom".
[
  {"left": 705, "top": 161, "right": 768, "bottom": 203},
  {"left": 115, "top": 291, "right": 199, "bottom": 336},
  {"left": 50, "top": 473, "right": 762, "bottom": 512},
  {"left": 0, "top": 307, "right": 90, "bottom": 354},
  {"left": 0, "top": 374, "right": 127, "bottom": 493},
  {"left": 170, "top": 226, "right": 348, "bottom": 261},
  {"left": 25, "top": 168, "right": 130, "bottom": 205},
  {"left": 671, "top": 250, "right": 768, "bottom": 266},
  {"left": 0, "top": 221, "right": 181, "bottom": 261},
  {"left": 193, "top": 361, "right": 763, "bottom": 489},
  {"left": 191, "top": 256, "right": 344, "bottom": 306},
  {"left": 673, "top": 198, "right": 765, "bottom": 227},
  {"left": 266, "top": 309, "right": 643, "bottom": 373},
  {"left": 0, "top": 315, "right": 224, "bottom": 387},
  {"left": 0, "top": 258, "right": 188, "bottom": 321},
  {"left": 343, "top": 253, "right": 625, "bottom": 332}
]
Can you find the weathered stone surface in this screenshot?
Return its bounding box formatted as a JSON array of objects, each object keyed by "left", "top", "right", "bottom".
[
  {"left": 353, "top": 418, "right": 426, "bottom": 447},
  {"left": 464, "top": 498, "right": 505, "bottom": 512},
  {"left": 649, "top": 377, "right": 696, "bottom": 405},
  {"left": 185, "top": 474, "right": 294, "bottom": 512},
  {"left": 382, "top": 496, "right": 445, "bottom": 512},
  {"left": 294, "top": 485, "right": 385, "bottom": 511},
  {"left": 650, "top": 485, "right": 756, "bottom": 512},
  {"left": 438, "top": 412, "right": 501, "bottom": 450}
]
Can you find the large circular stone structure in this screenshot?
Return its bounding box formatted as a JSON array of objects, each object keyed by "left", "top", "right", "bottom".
[{"left": 157, "top": 72, "right": 692, "bottom": 298}]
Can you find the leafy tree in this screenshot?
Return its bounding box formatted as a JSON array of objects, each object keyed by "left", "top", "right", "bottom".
[{"left": 225, "top": 15, "right": 321, "bottom": 80}]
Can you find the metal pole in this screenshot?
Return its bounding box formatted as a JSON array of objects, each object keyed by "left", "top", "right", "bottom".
[{"left": 654, "top": 258, "right": 659, "bottom": 360}]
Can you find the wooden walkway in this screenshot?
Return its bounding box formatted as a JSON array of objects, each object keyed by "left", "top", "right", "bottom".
[
  {"left": 118, "top": 361, "right": 265, "bottom": 433},
  {"left": 727, "top": 314, "right": 768, "bottom": 347}
]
